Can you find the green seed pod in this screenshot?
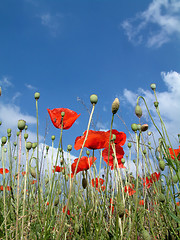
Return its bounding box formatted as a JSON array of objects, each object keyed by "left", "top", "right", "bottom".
[
  {"left": 127, "top": 142, "right": 131, "bottom": 148},
  {"left": 159, "top": 160, "right": 165, "bottom": 171},
  {"left": 150, "top": 83, "right": 156, "bottom": 90},
  {"left": 7, "top": 128, "right": 11, "bottom": 134},
  {"left": 61, "top": 112, "right": 65, "bottom": 117},
  {"left": 25, "top": 125, "right": 28, "bottom": 130},
  {"left": 67, "top": 144, "right": 72, "bottom": 151},
  {"left": 34, "top": 92, "right": 40, "bottom": 100},
  {"left": 18, "top": 120, "right": 26, "bottom": 131},
  {"left": 131, "top": 123, "right": 138, "bottom": 132},
  {"left": 90, "top": 94, "right": 98, "bottom": 105},
  {"left": 112, "top": 98, "right": 120, "bottom": 114},
  {"left": 133, "top": 159, "right": 136, "bottom": 164},
  {"left": 26, "top": 142, "right": 32, "bottom": 151},
  {"left": 135, "top": 105, "right": 142, "bottom": 118},
  {"left": 4, "top": 148, "right": 7, "bottom": 153},
  {"left": 137, "top": 124, "right": 141, "bottom": 131},
  {"left": 16, "top": 131, "right": 20, "bottom": 136},
  {"left": 148, "top": 131, "right": 152, "bottom": 136},
  {"left": 24, "top": 133, "right": 28, "bottom": 140},
  {"left": 86, "top": 150, "right": 90, "bottom": 156},
  {"left": 1, "top": 136, "right": 7, "bottom": 145},
  {"left": 14, "top": 156, "right": 17, "bottom": 160},
  {"left": 143, "top": 150, "right": 147, "bottom": 155},
  {"left": 121, "top": 158, "right": 125, "bottom": 164},
  {"left": 30, "top": 167, "right": 36, "bottom": 178},
  {"left": 158, "top": 193, "right": 166, "bottom": 203},
  {"left": 82, "top": 177, "right": 87, "bottom": 189},
  {"left": 54, "top": 197, "right": 59, "bottom": 206},
  {"left": 112, "top": 134, "right": 116, "bottom": 141},
  {"left": 154, "top": 101, "right": 159, "bottom": 108},
  {"left": 172, "top": 174, "right": 178, "bottom": 184},
  {"left": 51, "top": 135, "right": 55, "bottom": 141},
  {"left": 8, "top": 133, "right": 11, "bottom": 138},
  {"left": 141, "top": 124, "right": 149, "bottom": 132},
  {"left": 32, "top": 142, "right": 37, "bottom": 149},
  {"left": 46, "top": 145, "right": 49, "bottom": 151},
  {"left": 13, "top": 142, "right": 17, "bottom": 147},
  {"left": 60, "top": 159, "right": 64, "bottom": 166},
  {"left": 141, "top": 229, "right": 151, "bottom": 240}
]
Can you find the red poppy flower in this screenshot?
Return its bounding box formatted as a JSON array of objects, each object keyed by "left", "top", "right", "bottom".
[
  {"left": 124, "top": 184, "right": 136, "bottom": 196},
  {"left": 31, "top": 180, "right": 37, "bottom": 184},
  {"left": 139, "top": 200, "right": 144, "bottom": 205},
  {"left": 169, "top": 146, "right": 180, "bottom": 160},
  {"left": 92, "top": 178, "right": 105, "bottom": 191},
  {"left": 0, "top": 185, "right": 11, "bottom": 191},
  {"left": 22, "top": 171, "right": 26, "bottom": 176},
  {"left": 176, "top": 202, "right": 180, "bottom": 206},
  {"left": 0, "top": 168, "right": 9, "bottom": 174},
  {"left": 62, "top": 206, "right": 70, "bottom": 215},
  {"left": 53, "top": 166, "right": 64, "bottom": 173},
  {"left": 74, "top": 129, "right": 126, "bottom": 150},
  {"left": 47, "top": 202, "right": 49, "bottom": 206},
  {"left": 102, "top": 145, "right": 125, "bottom": 170},
  {"left": 71, "top": 156, "right": 97, "bottom": 176},
  {"left": 47, "top": 108, "right": 80, "bottom": 130},
  {"left": 142, "top": 172, "right": 160, "bottom": 189}
]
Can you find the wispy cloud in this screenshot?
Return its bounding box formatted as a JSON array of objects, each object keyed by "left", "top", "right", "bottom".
[
  {"left": 122, "top": 71, "right": 180, "bottom": 145},
  {"left": 38, "top": 12, "right": 64, "bottom": 36},
  {"left": 121, "top": 0, "right": 180, "bottom": 48},
  {"left": 12, "top": 92, "right": 21, "bottom": 102},
  {"left": 0, "top": 76, "right": 13, "bottom": 89},
  {"left": 25, "top": 83, "right": 37, "bottom": 91}
]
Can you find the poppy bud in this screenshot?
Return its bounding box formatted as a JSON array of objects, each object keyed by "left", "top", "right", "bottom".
[
  {"left": 112, "top": 134, "right": 116, "bottom": 141},
  {"left": 131, "top": 123, "right": 138, "bottom": 132},
  {"left": 82, "top": 177, "right": 87, "bottom": 189},
  {"left": 4, "top": 148, "right": 7, "bottom": 153},
  {"left": 172, "top": 174, "right": 178, "bottom": 184},
  {"left": 111, "top": 98, "right": 120, "bottom": 114},
  {"left": 46, "top": 145, "right": 49, "bottom": 151},
  {"left": 150, "top": 83, "right": 156, "bottom": 90},
  {"left": 61, "top": 112, "right": 65, "bottom": 117},
  {"left": 148, "top": 131, "right": 152, "bottom": 136},
  {"left": 86, "top": 150, "right": 90, "bottom": 156},
  {"left": 14, "top": 142, "right": 17, "bottom": 147},
  {"left": 54, "top": 196, "right": 59, "bottom": 206},
  {"left": 121, "top": 158, "right": 125, "bottom": 164},
  {"left": 30, "top": 167, "right": 36, "bottom": 178},
  {"left": 141, "top": 229, "right": 151, "bottom": 240},
  {"left": 51, "top": 135, "right": 55, "bottom": 141},
  {"left": 25, "top": 125, "right": 28, "bottom": 130},
  {"left": 90, "top": 94, "right": 98, "bottom": 105},
  {"left": 127, "top": 142, "right": 131, "bottom": 148},
  {"left": 26, "top": 142, "right": 32, "bottom": 151},
  {"left": 34, "top": 92, "right": 40, "bottom": 100},
  {"left": 154, "top": 102, "right": 159, "bottom": 108},
  {"left": 18, "top": 120, "right": 26, "bottom": 131},
  {"left": 135, "top": 105, "right": 142, "bottom": 118},
  {"left": 137, "top": 124, "right": 141, "bottom": 131},
  {"left": 32, "top": 142, "right": 37, "bottom": 149},
  {"left": 159, "top": 160, "right": 165, "bottom": 171},
  {"left": 24, "top": 133, "right": 28, "bottom": 140},
  {"left": 67, "top": 144, "right": 72, "bottom": 151},
  {"left": 7, "top": 128, "right": 11, "bottom": 134},
  {"left": 1, "top": 136, "right": 7, "bottom": 145},
  {"left": 143, "top": 150, "right": 146, "bottom": 155},
  {"left": 141, "top": 124, "right": 148, "bottom": 132},
  {"left": 158, "top": 193, "right": 165, "bottom": 203}
]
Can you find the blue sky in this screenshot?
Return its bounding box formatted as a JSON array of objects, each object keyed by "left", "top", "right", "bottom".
[{"left": 0, "top": 0, "right": 180, "bottom": 173}]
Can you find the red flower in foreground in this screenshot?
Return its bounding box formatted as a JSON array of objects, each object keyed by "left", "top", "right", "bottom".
[
  {"left": 0, "top": 168, "right": 9, "bottom": 174},
  {"left": 53, "top": 166, "right": 64, "bottom": 173},
  {"left": 169, "top": 146, "right": 180, "bottom": 160},
  {"left": 31, "top": 180, "right": 37, "bottom": 184},
  {"left": 0, "top": 185, "right": 11, "bottom": 191},
  {"left": 102, "top": 145, "right": 125, "bottom": 170},
  {"left": 62, "top": 206, "right": 70, "bottom": 215},
  {"left": 139, "top": 200, "right": 144, "bottom": 205},
  {"left": 22, "top": 171, "right": 26, "bottom": 176},
  {"left": 92, "top": 178, "right": 105, "bottom": 192},
  {"left": 74, "top": 129, "right": 126, "bottom": 150},
  {"left": 47, "top": 108, "right": 80, "bottom": 130},
  {"left": 124, "top": 184, "right": 136, "bottom": 196},
  {"left": 71, "top": 156, "right": 97, "bottom": 176},
  {"left": 142, "top": 172, "right": 160, "bottom": 189}
]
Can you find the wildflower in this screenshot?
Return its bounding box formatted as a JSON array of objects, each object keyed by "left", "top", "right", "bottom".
[
  {"left": 124, "top": 184, "right": 136, "bottom": 196},
  {"left": 139, "top": 200, "right": 144, "bottom": 205},
  {"left": 74, "top": 129, "right": 126, "bottom": 150},
  {"left": 102, "top": 145, "right": 125, "bottom": 170},
  {"left": 53, "top": 166, "right": 64, "bottom": 173},
  {"left": 62, "top": 206, "right": 70, "bottom": 215},
  {"left": 109, "top": 199, "right": 115, "bottom": 214},
  {"left": 142, "top": 172, "right": 160, "bottom": 189},
  {"left": 47, "top": 108, "right": 80, "bottom": 130},
  {"left": 0, "top": 168, "right": 9, "bottom": 174},
  {"left": 71, "top": 156, "right": 97, "bottom": 176},
  {"left": 0, "top": 185, "right": 11, "bottom": 191},
  {"left": 31, "top": 180, "right": 37, "bottom": 184},
  {"left": 91, "top": 178, "right": 105, "bottom": 191},
  {"left": 22, "top": 171, "right": 26, "bottom": 176},
  {"left": 169, "top": 146, "right": 180, "bottom": 160}
]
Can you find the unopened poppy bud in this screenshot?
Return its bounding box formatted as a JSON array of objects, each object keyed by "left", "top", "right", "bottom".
[
  {"left": 34, "top": 92, "right": 40, "bottom": 100},
  {"left": 61, "top": 111, "right": 65, "bottom": 117},
  {"left": 111, "top": 98, "right": 120, "bottom": 114},
  {"left": 137, "top": 124, "right": 141, "bottom": 131},
  {"left": 1, "top": 136, "right": 7, "bottom": 145},
  {"left": 54, "top": 196, "right": 59, "bottom": 206},
  {"left": 127, "top": 142, "right": 131, "bottom": 148},
  {"left": 131, "top": 123, "right": 138, "bottom": 132},
  {"left": 13, "top": 142, "right": 17, "bottom": 147},
  {"left": 82, "top": 177, "right": 87, "bottom": 189},
  {"left": 18, "top": 120, "right": 26, "bottom": 131},
  {"left": 121, "top": 158, "right": 125, "bottom": 164},
  {"left": 25, "top": 125, "right": 28, "bottom": 130},
  {"left": 60, "top": 159, "right": 64, "bottom": 166},
  {"left": 67, "top": 144, "right": 72, "bottom": 151},
  {"left": 51, "top": 135, "right": 55, "bottom": 141},
  {"left": 159, "top": 160, "right": 165, "bottom": 171},
  {"left": 7, "top": 128, "right": 11, "bottom": 134},
  {"left": 24, "top": 133, "right": 28, "bottom": 140},
  {"left": 148, "top": 131, "right": 152, "bottom": 136},
  {"left": 30, "top": 167, "right": 36, "bottom": 178},
  {"left": 172, "top": 174, "right": 178, "bottom": 184},
  {"left": 133, "top": 159, "right": 136, "bottom": 163},
  {"left": 7, "top": 133, "right": 11, "bottom": 138},
  {"left": 32, "top": 142, "right": 37, "bottom": 149},
  {"left": 112, "top": 134, "right": 116, "bottom": 141},
  {"left": 16, "top": 131, "right": 20, "bottom": 136},
  {"left": 158, "top": 193, "right": 165, "bottom": 203},
  {"left": 86, "top": 150, "right": 90, "bottom": 156},
  {"left": 154, "top": 101, "right": 159, "bottom": 108},
  {"left": 46, "top": 145, "right": 49, "bottom": 151},
  {"left": 26, "top": 142, "right": 32, "bottom": 151},
  {"left": 150, "top": 83, "right": 156, "bottom": 90},
  {"left": 4, "top": 148, "right": 7, "bottom": 153},
  {"left": 143, "top": 150, "right": 146, "bottom": 155},
  {"left": 90, "top": 94, "right": 98, "bottom": 105},
  {"left": 141, "top": 124, "right": 148, "bottom": 132},
  {"left": 135, "top": 105, "right": 142, "bottom": 118}
]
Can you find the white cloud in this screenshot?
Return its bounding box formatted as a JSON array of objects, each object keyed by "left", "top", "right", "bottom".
[
  {"left": 122, "top": 0, "right": 180, "bottom": 48},
  {"left": 12, "top": 92, "right": 21, "bottom": 102},
  {"left": 0, "top": 76, "right": 13, "bottom": 89},
  {"left": 122, "top": 71, "right": 180, "bottom": 146},
  {"left": 25, "top": 84, "right": 37, "bottom": 91}
]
